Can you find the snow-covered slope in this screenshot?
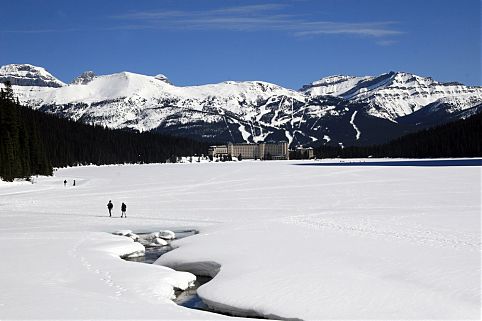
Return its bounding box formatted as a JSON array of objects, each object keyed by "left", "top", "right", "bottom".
[
  {"left": 302, "top": 71, "right": 482, "bottom": 120},
  {"left": 0, "top": 64, "right": 65, "bottom": 87},
  {"left": 300, "top": 75, "right": 371, "bottom": 96},
  {"left": 1, "top": 64, "right": 481, "bottom": 147}
]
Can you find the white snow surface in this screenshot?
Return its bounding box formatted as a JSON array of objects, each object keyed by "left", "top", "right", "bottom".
[
  {"left": 0, "top": 64, "right": 66, "bottom": 87},
  {"left": 302, "top": 75, "right": 371, "bottom": 96},
  {"left": 0, "top": 161, "right": 480, "bottom": 320}
]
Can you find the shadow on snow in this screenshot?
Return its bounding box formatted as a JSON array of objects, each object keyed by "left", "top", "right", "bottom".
[{"left": 294, "top": 159, "right": 482, "bottom": 167}]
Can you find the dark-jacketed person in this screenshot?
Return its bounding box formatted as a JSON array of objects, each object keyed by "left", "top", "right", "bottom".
[
  {"left": 121, "top": 202, "right": 127, "bottom": 218},
  {"left": 107, "top": 200, "right": 113, "bottom": 217}
]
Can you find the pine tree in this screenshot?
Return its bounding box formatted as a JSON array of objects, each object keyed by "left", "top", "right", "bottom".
[{"left": 3, "top": 81, "right": 14, "bottom": 102}]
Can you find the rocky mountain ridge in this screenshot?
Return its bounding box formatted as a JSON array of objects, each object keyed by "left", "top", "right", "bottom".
[
  {"left": 72, "top": 71, "right": 96, "bottom": 85},
  {"left": 0, "top": 64, "right": 66, "bottom": 88},
  {"left": 1, "top": 63, "right": 481, "bottom": 147}
]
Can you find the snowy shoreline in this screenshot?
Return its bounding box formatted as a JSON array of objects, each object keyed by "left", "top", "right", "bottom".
[{"left": 120, "top": 229, "right": 283, "bottom": 319}]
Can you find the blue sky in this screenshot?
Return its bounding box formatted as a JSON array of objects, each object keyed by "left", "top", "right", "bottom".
[{"left": 0, "top": 0, "right": 480, "bottom": 88}]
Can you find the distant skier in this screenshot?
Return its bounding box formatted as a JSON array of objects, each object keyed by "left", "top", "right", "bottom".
[
  {"left": 107, "top": 200, "right": 113, "bottom": 217},
  {"left": 121, "top": 202, "right": 127, "bottom": 218},
  {"left": 73, "top": 180, "right": 76, "bottom": 186},
  {"left": 63, "top": 180, "right": 67, "bottom": 187}
]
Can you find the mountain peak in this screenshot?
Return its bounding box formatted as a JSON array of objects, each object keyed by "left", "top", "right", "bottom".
[
  {"left": 0, "top": 64, "right": 65, "bottom": 88},
  {"left": 72, "top": 71, "right": 96, "bottom": 85},
  {"left": 154, "top": 73, "right": 170, "bottom": 84},
  {"left": 300, "top": 75, "right": 371, "bottom": 96}
]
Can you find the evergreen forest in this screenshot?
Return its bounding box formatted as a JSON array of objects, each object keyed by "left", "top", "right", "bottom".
[
  {"left": 314, "top": 112, "right": 482, "bottom": 159},
  {"left": 0, "top": 82, "right": 208, "bottom": 181}
]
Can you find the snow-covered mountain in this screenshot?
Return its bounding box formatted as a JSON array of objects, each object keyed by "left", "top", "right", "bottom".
[
  {"left": 72, "top": 71, "right": 96, "bottom": 85},
  {"left": 1, "top": 64, "right": 481, "bottom": 147},
  {"left": 301, "top": 71, "right": 482, "bottom": 121},
  {"left": 0, "top": 64, "right": 66, "bottom": 87}
]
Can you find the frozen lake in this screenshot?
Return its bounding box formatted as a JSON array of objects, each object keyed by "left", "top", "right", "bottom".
[{"left": 0, "top": 159, "right": 480, "bottom": 320}]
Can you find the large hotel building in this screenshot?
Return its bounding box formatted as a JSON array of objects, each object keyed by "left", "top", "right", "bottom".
[{"left": 208, "top": 142, "right": 289, "bottom": 160}]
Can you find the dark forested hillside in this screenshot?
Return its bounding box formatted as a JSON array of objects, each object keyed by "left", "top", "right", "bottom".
[
  {"left": 0, "top": 83, "right": 51, "bottom": 180},
  {"left": 0, "top": 82, "right": 208, "bottom": 181},
  {"left": 315, "top": 112, "right": 482, "bottom": 159}
]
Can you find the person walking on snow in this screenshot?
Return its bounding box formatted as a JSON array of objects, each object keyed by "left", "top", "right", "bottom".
[
  {"left": 63, "top": 180, "right": 67, "bottom": 187},
  {"left": 107, "top": 200, "right": 113, "bottom": 217},
  {"left": 121, "top": 202, "right": 127, "bottom": 218}
]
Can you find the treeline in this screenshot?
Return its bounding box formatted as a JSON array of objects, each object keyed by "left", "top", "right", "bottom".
[
  {"left": 0, "top": 84, "right": 51, "bottom": 180},
  {"left": 0, "top": 82, "right": 208, "bottom": 181},
  {"left": 315, "top": 112, "right": 482, "bottom": 158}
]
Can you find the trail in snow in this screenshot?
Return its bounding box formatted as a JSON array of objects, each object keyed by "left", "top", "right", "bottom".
[
  {"left": 249, "top": 121, "right": 255, "bottom": 141},
  {"left": 238, "top": 124, "right": 251, "bottom": 142},
  {"left": 350, "top": 111, "right": 361, "bottom": 140},
  {"left": 290, "top": 99, "right": 294, "bottom": 128},
  {"left": 270, "top": 96, "right": 284, "bottom": 125},
  {"left": 309, "top": 116, "right": 321, "bottom": 130},
  {"left": 222, "top": 116, "right": 234, "bottom": 141},
  {"left": 298, "top": 106, "right": 306, "bottom": 128}
]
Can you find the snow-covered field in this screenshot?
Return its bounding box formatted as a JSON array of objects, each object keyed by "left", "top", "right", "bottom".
[{"left": 0, "top": 160, "right": 480, "bottom": 320}]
